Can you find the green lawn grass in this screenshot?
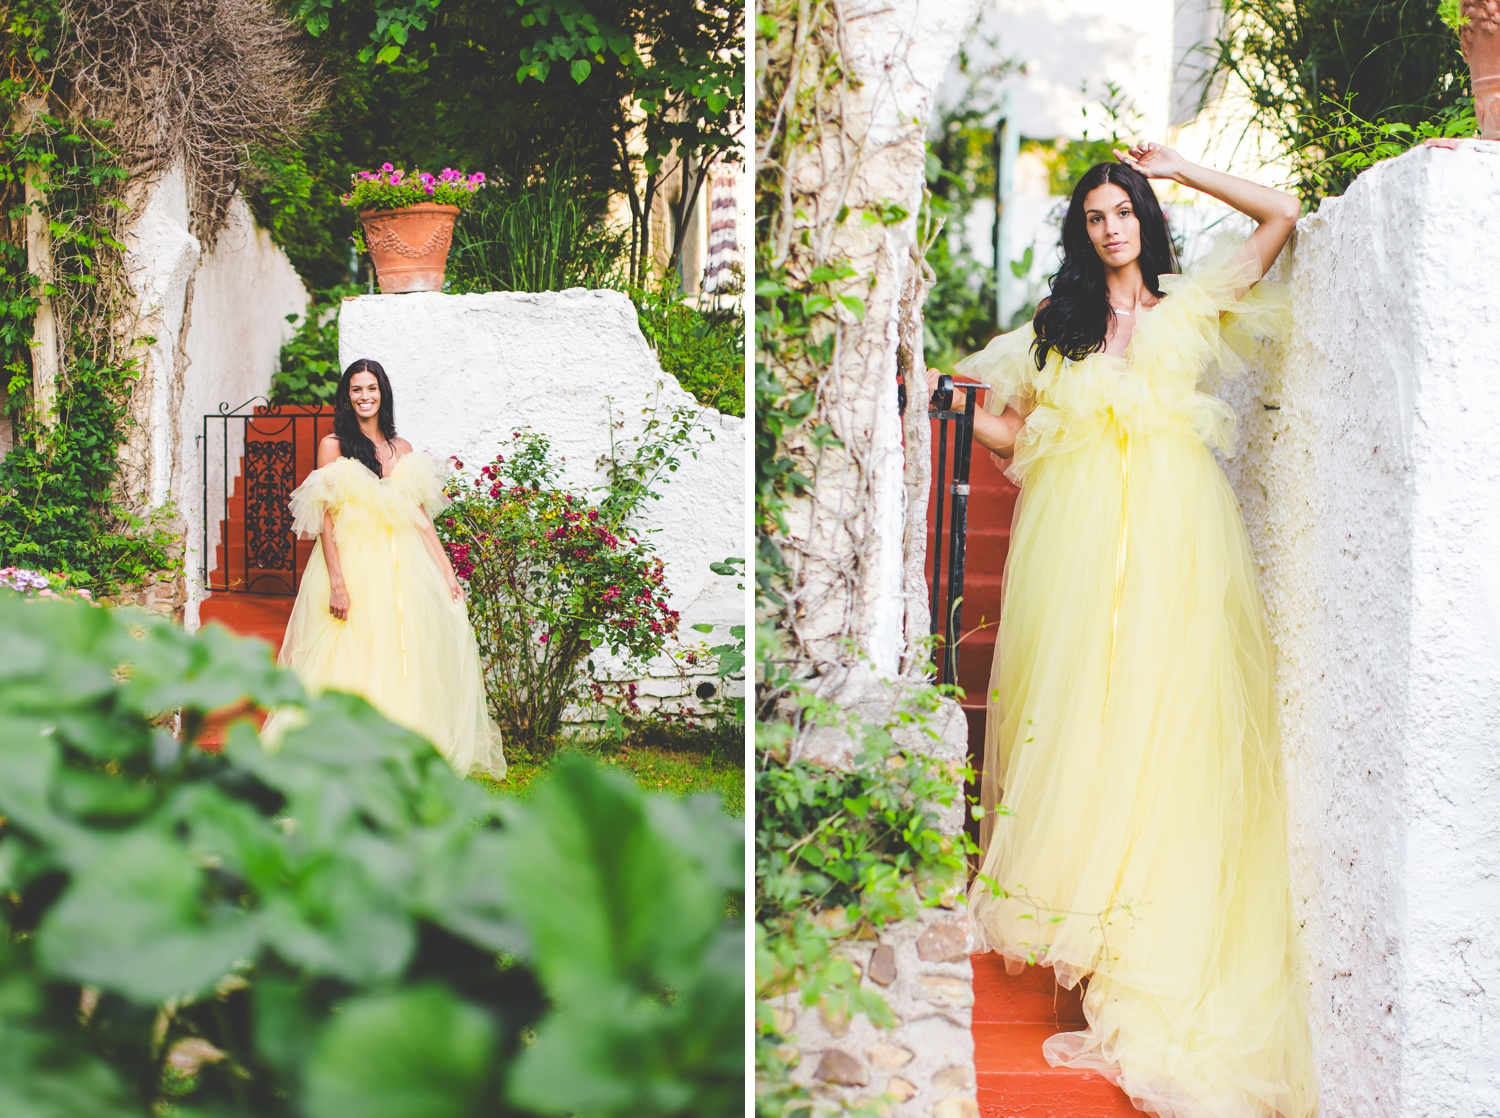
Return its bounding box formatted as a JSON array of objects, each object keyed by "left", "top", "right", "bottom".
[{"left": 473, "top": 738, "right": 746, "bottom": 817}]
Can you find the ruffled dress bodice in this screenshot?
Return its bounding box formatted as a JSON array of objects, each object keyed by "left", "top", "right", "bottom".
[
  {"left": 289, "top": 451, "right": 450, "bottom": 539},
  {"left": 955, "top": 250, "right": 1289, "bottom": 483}
]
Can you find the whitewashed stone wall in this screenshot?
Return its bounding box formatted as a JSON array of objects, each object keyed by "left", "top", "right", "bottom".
[
  {"left": 338, "top": 289, "right": 744, "bottom": 714},
  {"left": 1220, "top": 139, "right": 1500, "bottom": 1118},
  {"left": 121, "top": 163, "right": 308, "bottom": 623}
]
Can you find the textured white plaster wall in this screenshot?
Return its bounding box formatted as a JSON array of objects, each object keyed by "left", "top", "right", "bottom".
[
  {"left": 123, "top": 167, "right": 307, "bottom": 625},
  {"left": 338, "top": 289, "right": 744, "bottom": 705},
  {"left": 1221, "top": 140, "right": 1500, "bottom": 1118}
]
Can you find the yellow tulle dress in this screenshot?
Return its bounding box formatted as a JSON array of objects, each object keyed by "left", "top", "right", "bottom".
[
  {"left": 956, "top": 250, "right": 1317, "bottom": 1117},
  {"left": 262, "top": 451, "right": 506, "bottom": 778}
]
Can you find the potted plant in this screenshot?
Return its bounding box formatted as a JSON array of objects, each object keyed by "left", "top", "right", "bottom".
[
  {"left": 1443, "top": 0, "right": 1500, "bottom": 139},
  {"left": 341, "top": 164, "right": 486, "bottom": 293}
]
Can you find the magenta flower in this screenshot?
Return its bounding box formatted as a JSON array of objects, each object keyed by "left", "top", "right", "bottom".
[
  {"left": 381, "top": 162, "right": 394, "bottom": 172},
  {"left": 424, "top": 184, "right": 436, "bottom": 195}
]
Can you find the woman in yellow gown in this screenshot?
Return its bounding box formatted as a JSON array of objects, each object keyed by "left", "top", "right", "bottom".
[
  {"left": 949, "top": 145, "right": 1317, "bottom": 1115},
  {"left": 263, "top": 358, "right": 506, "bottom": 778}
]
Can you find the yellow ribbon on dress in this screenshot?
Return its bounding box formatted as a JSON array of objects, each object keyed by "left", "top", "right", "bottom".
[
  {"left": 1103, "top": 415, "right": 1130, "bottom": 723},
  {"left": 389, "top": 526, "right": 409, "bottom": 678}
]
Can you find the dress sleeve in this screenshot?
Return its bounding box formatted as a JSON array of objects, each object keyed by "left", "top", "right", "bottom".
[
  {"left": 392, "top": 452, "right": 451, "bottom": 523},
  {"left": 953, "top": 323, "right": 1036, "bottom": 414},
  {"left": 288, "top": 463, "right": 344, "bottom": 540},
  {"left": 1175, "top": 238, "right": 1292, "bottom": 383}
]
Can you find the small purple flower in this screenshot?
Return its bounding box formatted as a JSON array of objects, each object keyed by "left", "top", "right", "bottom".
[{"left": 381, "top": 162, "right": 394, "bottom": 172}]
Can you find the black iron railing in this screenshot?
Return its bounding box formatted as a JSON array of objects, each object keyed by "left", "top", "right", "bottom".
[
  {"left": 200, "top": 399, "right": 335, "bottom": 595},
  {"left": 909, "top": 374, "right": 987, "bottom": 687}
]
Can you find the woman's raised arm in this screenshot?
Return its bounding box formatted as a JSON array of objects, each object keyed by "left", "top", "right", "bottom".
[{"left": 1114, "top": 142, "right": 1299, "bottom": 282}]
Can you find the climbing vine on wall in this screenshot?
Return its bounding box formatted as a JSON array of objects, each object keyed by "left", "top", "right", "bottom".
[
  {"left": 755, "top": 3, "right": 977, "bottom": 1112},
  {"left": 0, "top": 7, "right": 178, "bottom": 593},
  {"left": 0, "top": 0, "right": 324, "bottom": 595}
]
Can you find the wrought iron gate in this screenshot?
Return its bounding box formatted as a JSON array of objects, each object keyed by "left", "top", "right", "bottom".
[
  {"left": 200, "top": 399, "right": 335, "bottom": 595},
  {"left": 922, "top": 374, "right": 987, "bottom": 688}
]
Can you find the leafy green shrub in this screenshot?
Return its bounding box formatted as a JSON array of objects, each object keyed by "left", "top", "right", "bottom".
[
  {"left": 0, "top": 592, "right": 744, "bottom": 1116},
  {"left": 1303, "top": 94, "right": 1476, "bottom": 188},
  {"left": 436, "top": 414, "right": 703, "bottom": 757},
  {"left": 629, "top": 282, "right": 745, "bottom": 417},
  {"left": 1214, "top": 0, "right": 1471, "bottom": 201},
  {"left": 754, "top": 690, "right": 975, "bottom": 1115},
  {"left": 269, "top": 284, "right": 361, "bottom": 405},
  {"left": 0, "top": 117, "right": 180, "bottom": 595}
]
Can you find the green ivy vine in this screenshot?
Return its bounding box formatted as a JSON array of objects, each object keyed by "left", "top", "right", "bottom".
[{"left": 0, "top": 13, "right": 180, "bottom": 595}]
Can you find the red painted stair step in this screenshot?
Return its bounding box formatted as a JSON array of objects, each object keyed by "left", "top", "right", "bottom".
[{"left": 970, "top": 956, "right": 1139, "bottom": 1116}]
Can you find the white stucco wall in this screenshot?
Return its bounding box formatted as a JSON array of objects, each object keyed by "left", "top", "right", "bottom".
[
  {"left": 122, "top": 164, "right": 307, "bottom": 624},
  {"left": 338, "top": 289, "right": 745, "bottom": 710},
  {"left": 1220, "top": 140, "right": 1500, "bottom": 1117}
]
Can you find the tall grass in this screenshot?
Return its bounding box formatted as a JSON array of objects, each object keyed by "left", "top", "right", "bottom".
[{"left": 448, "top": 163, "right": 626, "bottom": 292}]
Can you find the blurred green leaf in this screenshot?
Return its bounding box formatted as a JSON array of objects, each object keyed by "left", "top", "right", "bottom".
[{"left": 303, "top": 984, "right": 497, "bottom": 1118}]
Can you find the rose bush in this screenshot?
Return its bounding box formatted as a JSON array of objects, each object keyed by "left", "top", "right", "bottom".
[{"left": 436, "top": 422, "right": 698, "bottom": 756}]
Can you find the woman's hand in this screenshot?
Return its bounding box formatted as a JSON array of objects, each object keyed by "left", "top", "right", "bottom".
[
  {"left": 447, "top": 579, "right": 465, "bottom": 604},
  {"left": 1113, "top": 141, "right": 1189, "bottom": 182},
  {"left": 924, "top": 367, "right": 969, "bottom": 410},
  {"left": 329, "top": 581, "right": 350, "bottom": 621}
]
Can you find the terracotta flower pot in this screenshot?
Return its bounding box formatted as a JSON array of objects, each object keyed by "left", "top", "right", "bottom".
[
  {"left": 1462, "top": 0, "right": 1500, "bottom": 140},
  {"left": 359, "top": 203, "right": 461, "bottom": 293}
]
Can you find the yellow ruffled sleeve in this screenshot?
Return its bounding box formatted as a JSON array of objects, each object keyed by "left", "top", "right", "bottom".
[
  {"left": 288, "top": 458, "right": 364, "bottom": 539},
  {"left": 1174, "top": 239, "right": 1291, "bottom": 382},
  {"left": 390, "top": 451, "right": 451, "bottom": 524},
  {"left": 953, "top": 323, "right": 1036, "bottom": 416}
]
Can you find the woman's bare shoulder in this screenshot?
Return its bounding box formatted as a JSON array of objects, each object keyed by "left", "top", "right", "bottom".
[
  {"left": 393, "top": 436, "right": 414, "bottom": 452},
  {"left": 317, "top": 433, "right": 343, "bottom": 467}
]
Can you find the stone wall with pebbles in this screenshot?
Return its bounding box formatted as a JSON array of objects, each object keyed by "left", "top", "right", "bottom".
[{"left": 775, "top": 672, "right": 979, "bottom": 1117}]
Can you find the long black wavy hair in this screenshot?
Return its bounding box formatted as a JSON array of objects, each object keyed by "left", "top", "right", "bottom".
[
  {"left": 333, "top": 358, "right": 396, "bottom": 477},
  {"left": 1031, "top": 161, "right": 1178, "bottom": 369}
]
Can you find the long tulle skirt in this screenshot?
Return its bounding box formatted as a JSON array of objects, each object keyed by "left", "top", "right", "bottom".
[
  {"left": 264, "top": 527, "right": 505, "bottom": 779},
  {"left": 969, "top": 421, "right": 1316, "bottom": 1117}
]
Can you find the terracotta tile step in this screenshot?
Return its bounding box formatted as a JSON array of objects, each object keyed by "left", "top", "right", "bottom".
[
  {"left": 974, "top": 1023, "right": 1138, "bottom": 1118},
  {"left": 971, "top": 955, "right": 1086, "bottom": 1025},
  {"left": 199, "top": 594, "right": 294, "bottom": 658}
]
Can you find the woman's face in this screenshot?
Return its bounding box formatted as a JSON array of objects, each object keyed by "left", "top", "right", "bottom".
[
  {"left": 1082, "top": 182, "right": 1140, "bottom": 269},
  {"left": 348, "top": 371, "right": 381, "bottom": 421}
]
